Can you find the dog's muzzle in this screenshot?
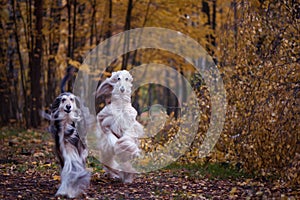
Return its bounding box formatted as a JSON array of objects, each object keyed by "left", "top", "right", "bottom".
[
  {"left": 120, "top": 86, "right": 125, "bottom": 93},
  {"left": 64, "top": 104, "right": 72, "bottom": 113}
]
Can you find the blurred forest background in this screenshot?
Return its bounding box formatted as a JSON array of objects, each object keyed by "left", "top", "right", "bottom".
[{"left": 0, "top": 0, "right": 299, "bottom": 185}]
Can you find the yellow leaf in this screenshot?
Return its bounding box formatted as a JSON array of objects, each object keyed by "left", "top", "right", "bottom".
[
  {"left": 43, "top": 163, "right": 51, "bottom": 167},
  {"left": 230, "top": 187, "right": 237, "bottom": 195},
  {"left": 69, "top": 59, "right": 81, "bottom": 68},
  {"left": 53, "top": 175, "right": 60, "bottom": 181}
]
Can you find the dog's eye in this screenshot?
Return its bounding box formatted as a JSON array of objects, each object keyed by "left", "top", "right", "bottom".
[
  {"left": 62, "top": 98, "right": 66, "bottom": 103},
  {"left": 125, "top": 78, "right": 128, "bottom": 81},
  {"left": 70, "top": 98, "right": 74, "bottom": 102},
  {"left": 117, "top": 77, "right": 121, "bottom": 81}
]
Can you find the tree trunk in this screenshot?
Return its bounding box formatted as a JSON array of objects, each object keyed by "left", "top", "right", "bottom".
[
  {"left": 121, "top": 0, "right": 133, "bottom": 70},
  {"left": 78, "top": 2, "right": 86, "bottom": 48},
  {"left": 67, "top": 0, "right": 73, "bottom": 58},
  {"left": 47, "top": 0, "right": 61, "bottom": 105},
  {"left": 12, "top": 0, "right": 29, "bottom": 127},
  {"left": 130, "top": 0, "right": 151, "bottom": 67},
  {"left": 72, "top": 0, "right": 77, "bottom": 55},
  {"left": 148, "top": 84, "right": 153, "bottom": 108},
  {"left": 105, "top": 0, "right": 113, "bottom": 68},
  {"left": 202, "top": 1, "right": 210, "bottom": 26},
  {"left": 29, "top": 0, "right": 43, "bottom": 127},
  {"left": 0, "top": 25, "right": 9, "bottom": 124},
  {"left": 212, "top": 0, "right": 216, "bottom": 47},
  {"left": 202, "top": 0, "right": 217, "bottom": 56},
  {"left": 90, "top": 0, "right": 96, "bottom": 46}
]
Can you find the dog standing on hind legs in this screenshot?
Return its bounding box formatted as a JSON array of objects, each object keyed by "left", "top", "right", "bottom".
[
  {"left": 96, "top": 70, "right": 144, "bottom": 183},
  {"left": 46, "top": 92, "right": 91, "bottom": 198}
]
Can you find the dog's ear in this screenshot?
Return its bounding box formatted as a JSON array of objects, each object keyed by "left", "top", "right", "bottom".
[
  {"left": 51, "top": 95, "right": 62, "bottom": 113},
  {"left": 110, "top": 71, "right": 120, "bottom": 83},
  {"left": 74, "top": 95, "right": 81, "bottom": 109},
  {"left": 96, "top": 78, "right": 114, "bottom": 98}
]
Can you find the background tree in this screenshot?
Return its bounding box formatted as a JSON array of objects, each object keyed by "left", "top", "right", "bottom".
[{"left": 29, "top": 0, "right": 43, "bottom": 127}]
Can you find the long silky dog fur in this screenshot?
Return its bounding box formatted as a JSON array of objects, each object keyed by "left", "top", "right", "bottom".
[
  {"left": 45, "top": 92, "right": 91, "bottom": 198},
  {"left": 96, "top": 70, "right": 144, "bottom": 183}
]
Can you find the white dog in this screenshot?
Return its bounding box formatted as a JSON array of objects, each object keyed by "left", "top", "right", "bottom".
[
  {"left": 96, "top": 70, "right": 144, "bottom": 183},
  {"left": 46, "top": 92, "right": 91, "bottom": 198}
]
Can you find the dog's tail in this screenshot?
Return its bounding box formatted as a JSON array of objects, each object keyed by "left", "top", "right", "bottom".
[{"left": 56, "top": 157, "right": 91, "bottom": 198}]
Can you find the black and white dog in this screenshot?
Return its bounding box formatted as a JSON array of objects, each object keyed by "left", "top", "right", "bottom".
[{"left": 46, "top": 92, "right": 91, "bottom": 198}]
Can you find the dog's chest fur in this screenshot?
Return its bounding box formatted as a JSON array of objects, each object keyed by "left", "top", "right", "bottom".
[{"left": 51, "top": 112, "right": 84, "bottom": 166}]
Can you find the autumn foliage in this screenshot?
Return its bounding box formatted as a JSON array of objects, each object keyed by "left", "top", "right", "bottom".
[{"left": 219, "top": 1, "right": 299, "bottom": 185}]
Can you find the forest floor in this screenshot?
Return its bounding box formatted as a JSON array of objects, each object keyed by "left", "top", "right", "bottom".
[{"left": 0, "top": 128, "right": 299, "bottom": 200}]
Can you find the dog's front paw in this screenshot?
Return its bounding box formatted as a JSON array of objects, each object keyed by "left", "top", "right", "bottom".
[
  {"left": 56, "top": 187, "right": 76, "bottom": 199},
  {"left": 56, "top": 192, "right": 76, "bottom": 199},
  {"left": 55, "top": 191, "right": 68, "bottom": 198}
]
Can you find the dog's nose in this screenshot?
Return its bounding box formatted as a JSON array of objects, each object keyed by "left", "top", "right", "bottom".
[
  {"left": 66, "top": 104, "right": 71, "bottom": 110},
  {"left": 120, "top": 86, "right": 125, "bottom": 93}
]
